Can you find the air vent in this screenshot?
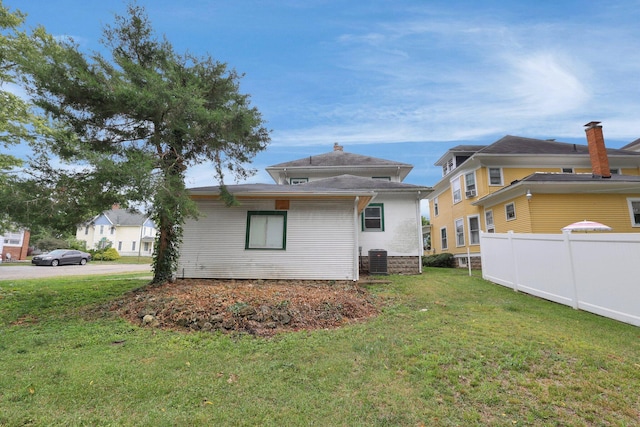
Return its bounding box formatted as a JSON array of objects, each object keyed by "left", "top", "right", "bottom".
[{"left": 465, "top": 190, "right": 476, "bottom": 198}]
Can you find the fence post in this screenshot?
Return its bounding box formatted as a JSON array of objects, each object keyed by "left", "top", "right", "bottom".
[
  {"left": 563, "top": 230, "right": 579, "bottom": 310},
  {"left": 508, "top": 231, "right": 519, "bottom": 292}
]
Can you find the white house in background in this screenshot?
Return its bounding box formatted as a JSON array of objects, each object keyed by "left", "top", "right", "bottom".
[
  {"left": 76, "top": 205, "right": 156, "bottom": 256},
  {"left": 178, "top": 144, "right": 432, "bottom": 281}
]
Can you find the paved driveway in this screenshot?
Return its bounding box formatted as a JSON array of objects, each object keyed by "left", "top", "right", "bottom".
[{"left": 0, "top": 263, "right": 152, "bottom": 281}]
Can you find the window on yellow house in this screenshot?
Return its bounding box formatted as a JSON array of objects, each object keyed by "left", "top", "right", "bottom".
[
  {"left": 440, "top": 227, "right": 448, "bottom": 250},
  {"left": 468, "top": 216, "right": 480, "bottom": 245},
  {"left": 455, "top": 218, "right": 464, "bottom": 246},
  {"left": 464, "top": 172, "right": 476, "bottom": 197},
  {"left": 485, "top": 210, "right": 495, "bottom": 233},
  {"left": 627, "top": 198, "right": 640, "bottom": 226},
  {"left": 488, "top": 168, "right": 503, "bottom": 186},
  {"left": 452, "top": 179, "right": 462, "bottom": 204},
  {"left": 505, "top": 203, "right": 516, "bottom": 221}
]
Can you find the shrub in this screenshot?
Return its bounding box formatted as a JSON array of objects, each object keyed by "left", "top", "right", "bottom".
[
  {"left": 90, "top": 247, "right": 121, "bottom": 261},
  {"left": 423, "top": 253, "right": 455, "bottom": 268}
]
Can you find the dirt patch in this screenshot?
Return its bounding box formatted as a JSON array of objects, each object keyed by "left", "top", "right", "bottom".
[{"left": 108, "top": 279, "right": 381, "bottom": 337}]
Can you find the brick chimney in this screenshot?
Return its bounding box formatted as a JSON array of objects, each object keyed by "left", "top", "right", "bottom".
[
  {"left": 112, "top": 203, "right": 121, "bottom": 210},
  {"left": 584, "top": 121, "right": 611, "bottom": 178},
  {"left": 333, "top": 142, "right": 343, "bottom": 151}
]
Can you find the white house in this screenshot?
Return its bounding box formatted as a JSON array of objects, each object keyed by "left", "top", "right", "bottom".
[
  {"left": 76, "top": 205, "right": 156, "bottom": 256},
  {"left": 178, "top": 144, "right": 432, "bottom": 280}
]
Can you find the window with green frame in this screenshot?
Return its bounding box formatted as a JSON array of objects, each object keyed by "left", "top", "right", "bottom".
[
  {"left": 245, "top": 211, "right": 287, "bottom": 249},
  {"left": 362, "top": 203, "right": 384, "bottom": 231}
]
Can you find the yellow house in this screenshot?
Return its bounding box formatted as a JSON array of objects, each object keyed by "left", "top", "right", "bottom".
[{"left": 427, "top": 122, "right": 640, "bottom": 268}]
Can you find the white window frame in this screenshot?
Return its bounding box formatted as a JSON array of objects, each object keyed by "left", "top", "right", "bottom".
[
  {"left": 433, "top": 197, "right": 439, "bottom": 217},
  {"left": 455, "top": 218, "right": 465, "bottom": 247},
  {"left": 505, "top": 202, "right": 516, "bottom": 221},
  {"left": 246, "top": 211, "right": 288, "bottom": 249},
  {"left": 452, "top": 178, "right": 462, "bottom": 204},
  {"left": 488, "top": 168, "right": 503, "bottom": 186},
  {"left": 464, "top": 171, "right": 476, "bottom": 197},
  {"left": 468, "top": 215, "right": 480, "bottom": 245},
  {"left": 485, "top": 210, "right": 495, "bottom": 233},
  {"left": 440, "top": 227, "right": 448, "bottom": 250},
  {"left": 627, "top": 198, "right": 640, "bottom": 227}
]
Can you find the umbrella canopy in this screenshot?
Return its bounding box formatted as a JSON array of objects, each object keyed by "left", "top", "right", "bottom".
[{"left": 562, "top": 220, "right": 612, "bottom": 232}]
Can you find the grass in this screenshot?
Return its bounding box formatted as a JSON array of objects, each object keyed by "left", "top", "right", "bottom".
[
  {"left": 1, "top": 268, "right": 638, "bottom": 426},
  {"left": 0, "top": 255, "right": 153, "bottom": 267}
]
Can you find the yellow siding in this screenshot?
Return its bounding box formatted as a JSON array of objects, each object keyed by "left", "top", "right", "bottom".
[
  {"left": 490, "top": 195, "right": 533, "bottom": 233},
  {"left": 529, "top": 194, "right": 640, "bottom": 233},
  {"left": 430, "top": 174, "right": 485, "bottom": 255}
]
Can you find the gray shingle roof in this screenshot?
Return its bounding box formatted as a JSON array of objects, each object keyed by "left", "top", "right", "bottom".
[
  {"left": 268, "top": 149, "right": 412, "bottom": 168},
  {"left": 299, "top": 174, "right": 430, "bottom": 191},
  {"left": 101, "top": 209, "right": 150, "bottom": 226},
  {"left": 188, "top": 175, "right": 431, "bottom": 196},
  {"left": 477, "top": 135, "right": 640, "bottom": 156},
  {"left": 521, "top": 172, "right": 640, "bottom": 183}
]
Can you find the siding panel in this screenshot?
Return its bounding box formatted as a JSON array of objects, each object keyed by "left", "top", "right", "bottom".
[{"left": 178, "top": 199, "right": 357, "bottom": 280}]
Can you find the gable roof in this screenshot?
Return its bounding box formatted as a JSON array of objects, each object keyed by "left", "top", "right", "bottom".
[{"left": 95, "top": 208, "right": 151, "bottom": 227}]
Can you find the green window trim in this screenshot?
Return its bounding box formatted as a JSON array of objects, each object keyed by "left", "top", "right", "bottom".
[
  {"left": 361, "top": 203, "right": 385, "bottom": 231},
  {"left": 245, "top": 211, "right": 287, "bottom": 250}
]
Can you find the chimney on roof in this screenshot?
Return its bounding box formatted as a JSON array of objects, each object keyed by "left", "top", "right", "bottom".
[
  {"left": 333, "top": 142, "right": 343, "bottom": 151},
  {"left": 112, "top": 203, "right": 121, "bottom": 210},
  {"left": 584, "top": 121, "right": 611, "bottom": 179}
]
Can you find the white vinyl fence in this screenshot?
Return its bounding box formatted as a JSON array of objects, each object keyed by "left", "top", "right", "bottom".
[{"left": 480, "top": 231, "right": 640, "bottom": 327}]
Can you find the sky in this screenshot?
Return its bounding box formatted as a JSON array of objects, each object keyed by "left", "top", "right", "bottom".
[{"left": 6, "top": 0, "right": 640, "bottom": 199}]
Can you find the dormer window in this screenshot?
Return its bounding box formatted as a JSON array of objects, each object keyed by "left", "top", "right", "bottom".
[
  {"left": 442, "top": 158, "right": 455, "bottom": 176},
  {"left": 290, "top": 178, "right": 308, "bottom": 185}
]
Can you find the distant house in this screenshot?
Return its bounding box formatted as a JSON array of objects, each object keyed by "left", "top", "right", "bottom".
[
  {"left": 76, "top": 205, "right": 156, "bottom": 256},
  {"left": 1, "top": 228, "right": 30, "bottom": 261},
  {"left": 178, "top": 144, "right": 432, "bottom": 280},
  {"left": 427, "top": 122, "right": 640, "bottom": 268}
]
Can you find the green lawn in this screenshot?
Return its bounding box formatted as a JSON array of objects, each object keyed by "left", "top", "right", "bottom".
[{"left": 1, "top": 269, "right": 638, "bottom": 426}]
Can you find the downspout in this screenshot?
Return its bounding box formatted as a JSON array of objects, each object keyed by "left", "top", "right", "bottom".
[
  {"left": 353, "top": 196, "right": 360, "bottom": 281},
  {"left": 416, "top": 191, "right": 423, "bottom": 274}
]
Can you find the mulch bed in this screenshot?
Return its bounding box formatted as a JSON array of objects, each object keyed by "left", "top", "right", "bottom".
[{"left": 109, "top": 279, "right": 381, "bottom": 337}]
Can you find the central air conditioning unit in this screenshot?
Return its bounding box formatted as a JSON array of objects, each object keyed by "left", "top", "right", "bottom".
[
  {"left": 368, "top": 249, "right": 388, "bottom": 275},
  {"left": 466, "top": 189, "right": 476, "bottom": 198}
]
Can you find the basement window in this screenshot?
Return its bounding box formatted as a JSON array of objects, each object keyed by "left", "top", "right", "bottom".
[{"left": 246, "top": 211, "right": 287, "bottom": 249}]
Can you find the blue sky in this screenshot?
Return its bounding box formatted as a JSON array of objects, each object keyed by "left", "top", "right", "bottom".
[{"left": 7, "top": 0, "right": 640, "bottom": 193}]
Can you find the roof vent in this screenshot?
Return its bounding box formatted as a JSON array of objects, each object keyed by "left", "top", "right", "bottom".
[{"left": 333, "top": 142, "right": 344, "bottom": 151}]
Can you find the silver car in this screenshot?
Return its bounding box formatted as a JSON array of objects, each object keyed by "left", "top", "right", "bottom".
[{"left": 31, "top": 249, "right": 92, "bottom": 267}]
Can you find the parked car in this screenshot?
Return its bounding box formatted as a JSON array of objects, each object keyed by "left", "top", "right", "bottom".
[{"left": 31, "top": 249, "right": 92, "bottom": 267}]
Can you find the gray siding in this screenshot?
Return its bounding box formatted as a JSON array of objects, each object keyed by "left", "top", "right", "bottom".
[{"left": 178, "top": 199, "right": 357, "bottom": 280}]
